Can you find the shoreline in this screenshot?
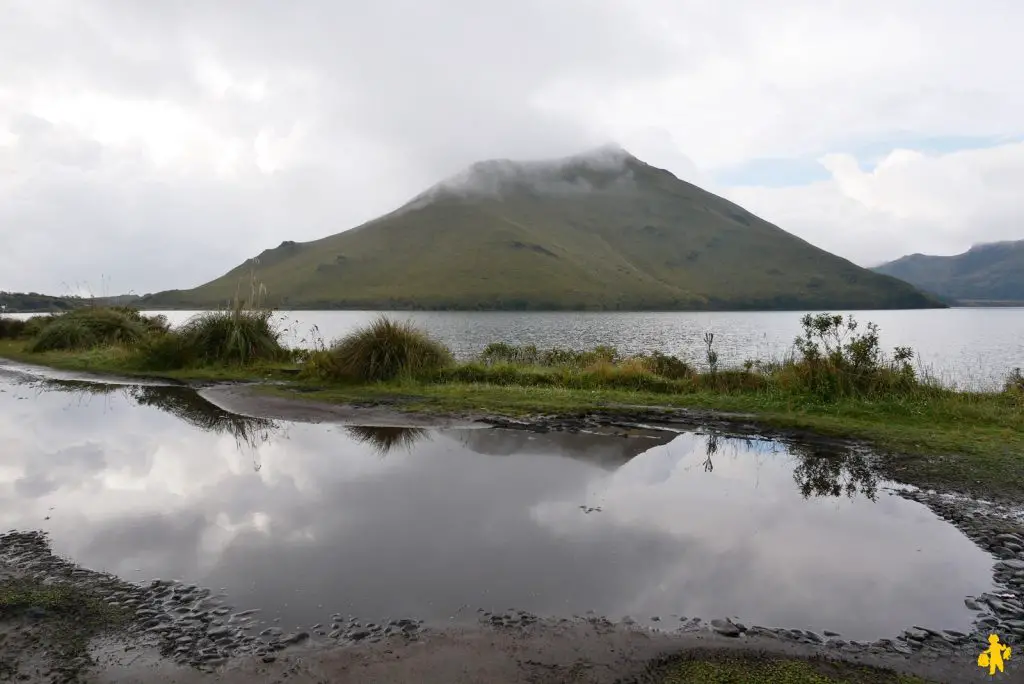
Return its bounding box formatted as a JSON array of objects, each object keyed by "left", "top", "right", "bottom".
[{"left": 2, "top": 350, "right": 1022, "bottom": 504}]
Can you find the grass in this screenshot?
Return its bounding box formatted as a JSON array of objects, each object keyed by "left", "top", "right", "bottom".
[
  {"left": 313, "top": 314, "right": 453, "bottom": 382},
  {"left": 653, "top": 653, "right": 932, "bottom": 683},
  {"left": 2, "top": 311, "right": 1022, "bottom": 500}
]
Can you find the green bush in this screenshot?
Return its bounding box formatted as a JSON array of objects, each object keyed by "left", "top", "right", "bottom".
[
  {"left": 136, "top": 332, "right": 195, "bottom": 371},
  {"left": 109, "top": 307, "right": 170, "bottom": 335},
  {"left": 636, "top": 350, "right": 693, "bottom": 379},
  {"left": 163, "top": 308, "right": 286, "bottom": 367},
  {"left": 22, "top": 315, "right": 58, "bottom": 338},
  {"left": 28, "top": 308, "right": 147, "bottom": 352},
  {"left": 28, "top": 319, "right": 100, "bottom": 352},
  {"left": 1006, "top": 368, "right": 1024, "bottom": 395},
  {"left": 324, "top": 316, "right": 452, "bottom": 382},
  {"left": 479, "top": 342, "right": 619, "bottom": 368},
  {"left": 0, "top": 316, "right": 28, "bottom": 340},
  {"left": 789, "top": 313, "right": 919, "bottom": 399}
]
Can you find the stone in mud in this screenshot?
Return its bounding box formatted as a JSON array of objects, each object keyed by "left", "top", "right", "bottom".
[
  {"left": 281, "top": 631, "right": 310, "bottom": 646},
  {"left": 710, "top": 619, "right": 741, "bottom": 637},
  {"left": 349, "top": 630, "right": 371, "bottom": 641}
]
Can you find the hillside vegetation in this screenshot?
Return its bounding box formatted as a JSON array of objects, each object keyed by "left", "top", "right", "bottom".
[
  {"left": 873, "top": 239, "right": 1024, "bottom": 304},
  {"left": 142, "top": 146, "right": 941, "bottom": 311}
]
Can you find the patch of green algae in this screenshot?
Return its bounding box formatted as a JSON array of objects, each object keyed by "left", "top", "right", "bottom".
[{"left": 657, "top": 655, "right": 931, "bottom": 684}]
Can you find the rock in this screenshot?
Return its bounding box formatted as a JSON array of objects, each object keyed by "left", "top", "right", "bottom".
[
  {"left": 965, "top": 598, "right": 982, "bottom": 611},
  {"left": 710, "top": 619, "right": 741, "bottom": 637},
  {"left": 998, "top": 559, "right": 1024, "bottom": 571},
  {"left": 349, "top": 630, "right": 371, "bottom": 641},
  {"left": 824, "top": 630, "right": 841, "bottom": 637}
]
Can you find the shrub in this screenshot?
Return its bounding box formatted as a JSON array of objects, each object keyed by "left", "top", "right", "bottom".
[
  {"left": 479, "top": 342, "right": 619, "bottom": 368},
  {"left": 790, "top": 313, "right": 919, "bottom": 399},
  {"left": 1006, "top": 368, "right": 1024, "bottom": 395},
  {"left": 169, "top": 308, "right": 286, "bottom": 367},
  {"left": 22, "top": 315, "right": 58, "bottom": 338},
  {"left": 136, "top": 332, "right": 195, "bottom": 371},
  {"left": 0, "top": 316, "right": 28, "bottom": 340},
  {"left": 109, "top": 307, "right": 170, "bottom": 335},
  {"left": 28, "top": 318, "right": 100, "bottom": 352},
  {"left": 298, "top": 349, "right": 339, "bottom": 380},
  {"left": 325, "top": 315, "right": 453, "bottom": 382},
  {"left": 28, "top": 308, "right": 147, "bottom": 352},
  {"left": 636, "top": 350, "right": 693, "bottom": 379},
  {"left": 481, "top": 342, "right": 539, "bottom": 366}
]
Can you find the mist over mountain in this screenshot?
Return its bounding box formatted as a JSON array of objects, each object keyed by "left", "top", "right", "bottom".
[{"left": 143, "top": 146, "right": 941, "bottom": 311}]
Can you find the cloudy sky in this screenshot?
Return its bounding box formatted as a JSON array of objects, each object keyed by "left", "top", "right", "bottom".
[{"left": 2, "top": 0, "right": 1022, "bottom": 296}]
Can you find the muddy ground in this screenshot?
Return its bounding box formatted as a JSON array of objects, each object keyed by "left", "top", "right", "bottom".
[{"left": 3, "top": 378, "right": 1023, "bottom": 682}]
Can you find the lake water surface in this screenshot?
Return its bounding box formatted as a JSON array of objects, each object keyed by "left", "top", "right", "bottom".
[
  {"left": 7, "top": 308, "right": 1022, "bottom": 388},
  {"left": 0, "top": 365, "right": 997, "bottom": 642},
  {"left": 162, "top": 309, "right": 1022, "bottom": 390}
]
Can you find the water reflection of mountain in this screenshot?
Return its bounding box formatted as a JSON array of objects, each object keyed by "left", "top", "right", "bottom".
[
  {"left": 37, "top": 379, "right": 282, "bottom": 451},
  {"left": 452, "top": 428, "right": 679, "bottom": 471}
]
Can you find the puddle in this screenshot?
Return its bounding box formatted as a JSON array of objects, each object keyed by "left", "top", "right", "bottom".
[{"left": 0, "top": 372, "right": 996, "bottom": 642}]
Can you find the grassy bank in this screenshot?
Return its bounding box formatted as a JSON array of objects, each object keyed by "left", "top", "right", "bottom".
[{"left": 1, "top": 308, "right": 1022, "bottom": 499}]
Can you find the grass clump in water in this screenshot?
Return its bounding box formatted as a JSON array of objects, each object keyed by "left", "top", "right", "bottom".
[{"left": 317, "top": 315, "right": 453, "bottom": 382}]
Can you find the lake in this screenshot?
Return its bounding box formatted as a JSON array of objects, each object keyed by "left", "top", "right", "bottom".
[
  {"left": 165, "top": 308, "right": 1023, "bottom": 390},
  {"left": 6, "top": 308, "right": 1022, "bottom": 388},
  {"left": 0, "top": 365, "right": 998, "bottom": 644}
]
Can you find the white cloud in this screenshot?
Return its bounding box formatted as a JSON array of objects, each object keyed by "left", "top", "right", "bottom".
[
  {"left": 0, "top": 0, "right": 1022, "bottom": 292},
  {"left": 727, "top": 142, "right": 1024, "bottom": 266}
]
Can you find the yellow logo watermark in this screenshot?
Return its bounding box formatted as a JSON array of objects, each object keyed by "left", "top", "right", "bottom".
[{"left": 978, "top": 634, "right": 1012, "bottom": 676}]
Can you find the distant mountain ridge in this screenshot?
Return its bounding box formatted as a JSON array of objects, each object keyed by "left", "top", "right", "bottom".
[
  {"left": 872, "top": 240, "right": 1024, "bottom": 304},
  {"left": 142, "top": 145, "right": 942, "bottom": 311}
]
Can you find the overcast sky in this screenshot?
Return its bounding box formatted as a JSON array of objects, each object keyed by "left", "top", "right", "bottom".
[{"left": 2, "top": 0, "right": 1022, "bottom": 296}]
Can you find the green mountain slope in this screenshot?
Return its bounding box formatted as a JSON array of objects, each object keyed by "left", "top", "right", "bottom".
[
  {"left": 872, "top": 240, "right": 1024, "bottom": 304},
  {"left": 144, "top": 146, "right": 942, "bottom": 311}
]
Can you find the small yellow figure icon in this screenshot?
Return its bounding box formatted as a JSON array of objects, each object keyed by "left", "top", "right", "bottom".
[{"left": 978, "top": 634, "right": 1012, "bottom": 675}]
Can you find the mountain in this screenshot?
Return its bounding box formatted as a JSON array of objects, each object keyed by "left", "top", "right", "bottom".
[
  {"left": 872, "top": 240, "right": 1024, "bottom": 305},
  {"left": 143, "top": 145, "right": 942, "bottom": 311}
]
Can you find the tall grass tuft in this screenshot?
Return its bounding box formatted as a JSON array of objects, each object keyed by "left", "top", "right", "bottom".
[
  {"left": 322, "top": 315, "right": 453, "bottom": 382},
  {"left": 28, "top": 308, "right": 147, "bottom": 352},
  {"left": 143, "top": 305, "right": 286, "bottom": 368}
]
